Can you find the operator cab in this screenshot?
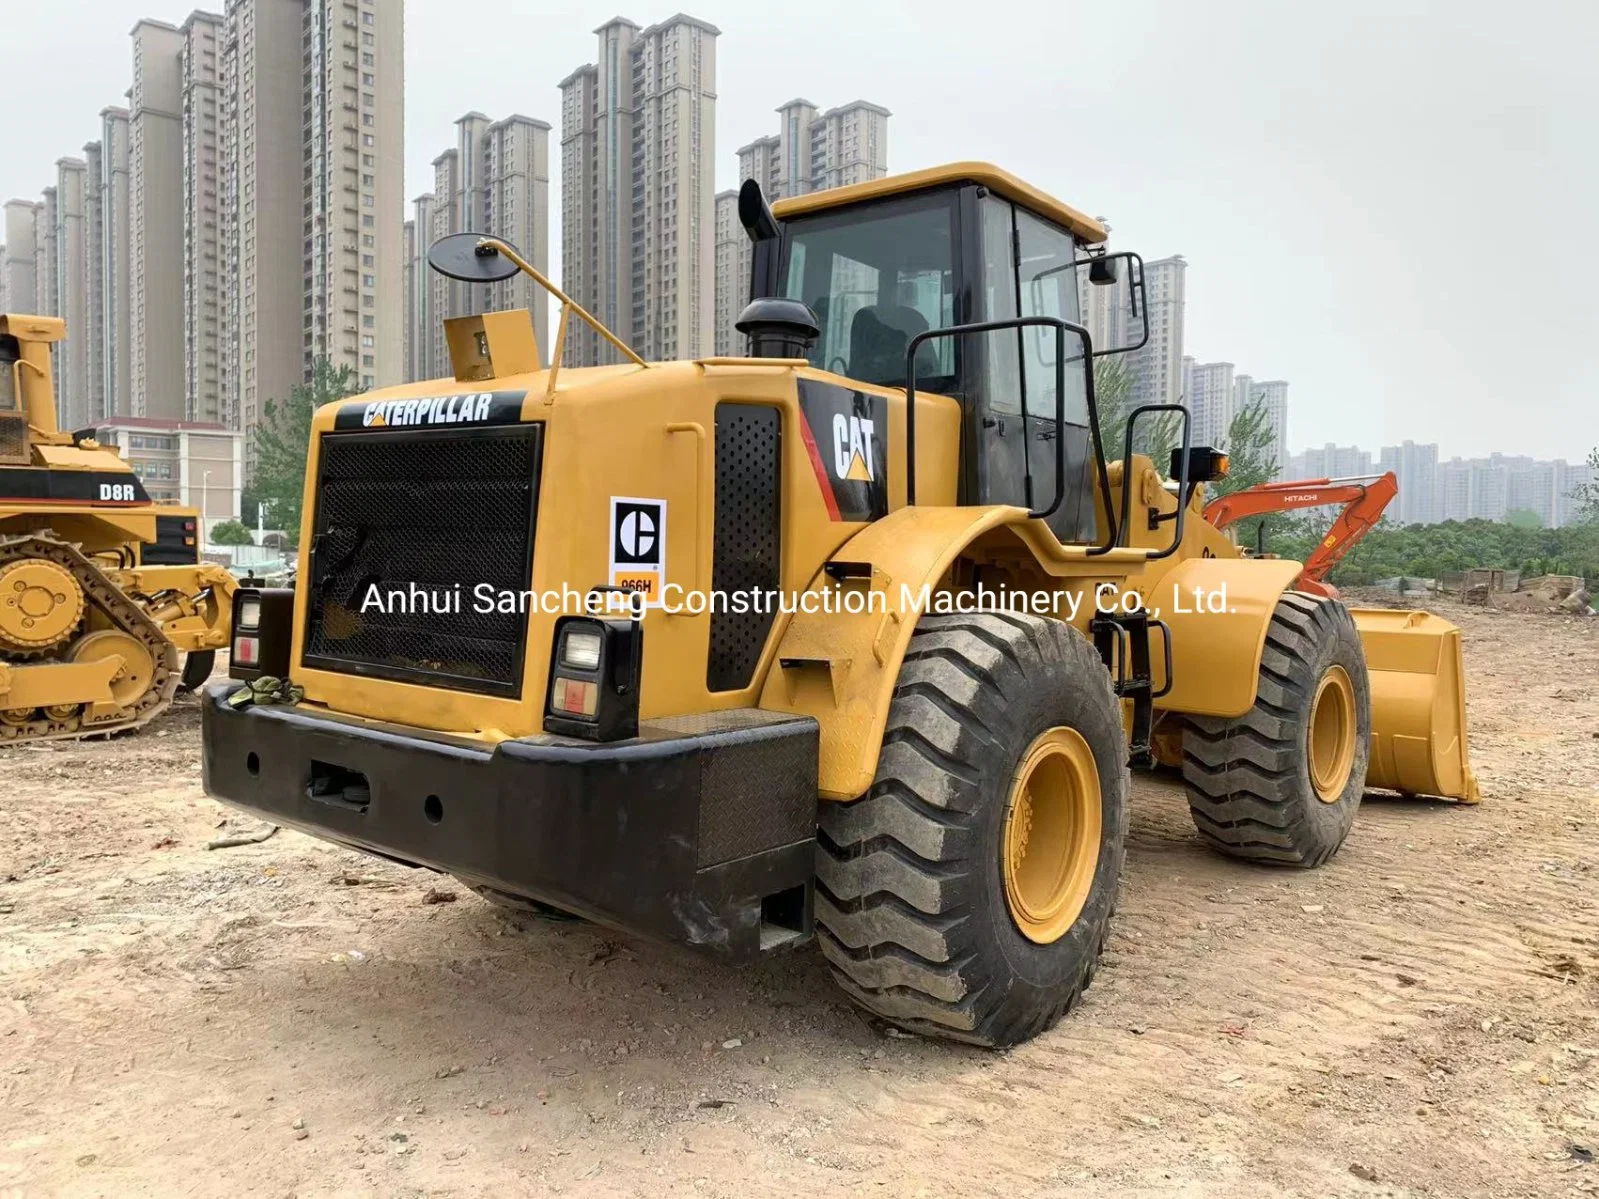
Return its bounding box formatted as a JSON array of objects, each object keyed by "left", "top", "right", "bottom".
[{"left": 743, "top": 163, "right": 1147, "bottom": 547}]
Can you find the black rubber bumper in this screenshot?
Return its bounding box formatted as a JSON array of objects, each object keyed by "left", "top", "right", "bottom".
[{"left": 200, "top": 682, "right": 820, "bottom": 962}]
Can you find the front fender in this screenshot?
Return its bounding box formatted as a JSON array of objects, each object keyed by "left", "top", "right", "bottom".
[
  {"left": 757, "top": 505, "right": 1033, "bottom": 800},
  {"left": 1143, "top": 556, "right": 1304, "bottom": 718}
]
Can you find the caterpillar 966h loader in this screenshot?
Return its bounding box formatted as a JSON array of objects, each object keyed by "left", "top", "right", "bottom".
[
  {"left": 0, "top": 314, "right": 236, "bottom": 743},
  {"left": 201, "top": 163, "right": 1477, "bottom": 1046}
]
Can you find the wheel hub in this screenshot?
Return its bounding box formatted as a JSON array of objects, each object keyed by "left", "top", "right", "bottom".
[
  {"left": 1002, "top": 727, "right": 1103, "bottom": 945},
  {"left": 1309, "top": 664, "right": 1357, "bottom": 802},
  {"left": 0, "top": 559, "right": 85, "bottom": 651}
]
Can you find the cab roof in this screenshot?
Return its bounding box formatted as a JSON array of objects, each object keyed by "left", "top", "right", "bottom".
[{"left": 770, "top": 161, "right": 1109, "bottom": 245}]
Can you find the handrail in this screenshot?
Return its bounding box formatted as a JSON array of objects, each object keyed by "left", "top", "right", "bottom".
[
  {"left": 1116, "top": 403, "right": 1192, "bottom": 560},
  {"left": 904, "top": 315, "right": 1120, "bottom": 553},
  {"left": 472, "top": 237, "right": 648, "bottom": 397}
]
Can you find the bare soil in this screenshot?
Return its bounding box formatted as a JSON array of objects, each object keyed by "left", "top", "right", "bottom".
[{"left": 2, "top": 602, "right": 1597, "bottom": 1198}]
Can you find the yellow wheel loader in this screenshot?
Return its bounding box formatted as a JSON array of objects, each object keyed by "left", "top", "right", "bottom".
[
  {"left": 0, "top": 314, "right": 236, "bottom": 743},
  {"left": 200, "top": 163, "right": 1476, "bottom": 1047}
]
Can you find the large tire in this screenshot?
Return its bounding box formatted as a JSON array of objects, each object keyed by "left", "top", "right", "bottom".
[
  {"left": 815, "top": 612, "right": 1129, "bottom": 1047},
  {"left": 1182, "top": 592, "right": 1370, "bottom": 866}
]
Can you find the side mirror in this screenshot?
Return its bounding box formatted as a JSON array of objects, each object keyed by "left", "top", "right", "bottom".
[
  {"left": 427, "top": 232, "right": 523, "bottom": 283},
  {"left": 1088, "top": 255, "right": 1120, "bottom": 286}
]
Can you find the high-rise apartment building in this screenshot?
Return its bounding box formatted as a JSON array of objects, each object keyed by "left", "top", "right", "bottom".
[
  {"left": 1378, "top": 440, "right": 1440, "bottom": 525},
  {"left": 83, "top": 139, "right": 106, "bottom": 420},
  {"left": 2, "top": 201, "right": 41, "bottom": 314},
  {"left": 180, "top": 10, "right": 224, "bottom": 423},
  {"left": 53, "top": 159, "right": 92, "bottom": 428},
  {"left": 425, "top": 147, "right": 460, "bottom": 378},
  {"left": 403, "top": 192, "right": 434, "bottom": 382},
  {"left": 1081, "top": 254, "right": 1186, "bottom": 417},
  {"left": 35, "top": 187, "right": 59, "bottom": 329},
  {"left": 1229, "top": 375, "right": 1288, "bottom": 475},
  {"left": 735, "top": 98, "right": 890, "bottom": 200},
  {"left": 1185, "top": 360, "right": 1234, "bottom": 447},
  {"left": 408, "top": 113, "right": 551, "bottom": 380},
  {"left": 302, "top": 0, "right": 405, "bottom": 393},
  {"left": 715, "top": 97, "right": 891, "bottom": 355},
  {"left": 431, "top": 114, "right": 483, "bottom": 367},
  {"left": 483, "top": 116, "right": 551, "bottom": 343},
  {"left": 219, "top": 0, "right": 305, "bottom": 449},
  {"left": 1289, "top": 443, "right": 1372, "bottom": 480},
  {"left": 712, "top": 190, "right": 747, "bottom": 355},
  {"left": 560, "top": 14, "right": 719, "bottom": 366},
  {"left": 129, "top": 18, "right": 188, "bottom": 420},
  {"left": 98, "top": 107, "right": 134, "bottom": 419},
  {"left": 1252, "top": 380, "right": 1289, "bottom": 474},
  {"left": 402, "top": 208, "right": 422, "bottom": 383}
]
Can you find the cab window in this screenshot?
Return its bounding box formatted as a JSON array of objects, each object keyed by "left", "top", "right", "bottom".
[
  {"left": 1016, "top": 207, "right": 1088, "bottom": 425},
  {"left": 779, "top": 191, "right": 957, "bottom": 390}
]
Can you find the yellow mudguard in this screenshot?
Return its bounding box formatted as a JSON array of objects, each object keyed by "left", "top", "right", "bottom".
[{"left": 1352, "top": 608, "right": 1481, "bottom": 803}]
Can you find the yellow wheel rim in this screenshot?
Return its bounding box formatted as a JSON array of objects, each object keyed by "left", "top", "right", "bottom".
[
  {"left": 1308, "top": 665, "right": 1356, "bottom": 802},
  {"left": 1002, "top": 727, "right": 1102, "bottom": 944}
]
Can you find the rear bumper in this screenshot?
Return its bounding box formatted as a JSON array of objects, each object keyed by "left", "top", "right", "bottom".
[{"left": 200, "top": 683, "right": 820, "bottom": 961}]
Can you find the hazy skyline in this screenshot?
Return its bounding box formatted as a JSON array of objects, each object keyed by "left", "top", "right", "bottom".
[{"left": 3, "top": 0, "right": 1594, "bottom": 462}]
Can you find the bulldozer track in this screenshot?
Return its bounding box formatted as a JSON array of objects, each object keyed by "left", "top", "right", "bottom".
[{"left": 0, "top": 534, "right": 179, "bottom": 745}]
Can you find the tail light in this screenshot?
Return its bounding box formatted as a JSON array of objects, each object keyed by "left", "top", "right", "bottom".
[
  {"left": 229, "top": 587, "right": 294, "bottom": 683},
  {"left": 544, "top": 617, "right": 642, "bottom": 741}
]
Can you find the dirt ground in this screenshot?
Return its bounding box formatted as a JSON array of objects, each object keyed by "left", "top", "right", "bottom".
[{"left": 2, "top": 602, "right": 1596, "bottom": 1198}]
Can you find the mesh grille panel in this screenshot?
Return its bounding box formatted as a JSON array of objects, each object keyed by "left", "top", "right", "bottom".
[
  {"left": 707, "top": 405, "right": 780, "bottom": 692},
  {"left": 0, "top": 414, "right": 26, "bottom": 465},
  {"left": 302, "top": 425, "right": 541, "bottom": 696}
]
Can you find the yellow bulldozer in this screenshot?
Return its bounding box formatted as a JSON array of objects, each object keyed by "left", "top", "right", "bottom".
[
  {"left": 0, "top": 313, "right": 236, "bottom": 742},
  {"left": 200, "top": 162, "right": 1477, "bottom": 1046}
]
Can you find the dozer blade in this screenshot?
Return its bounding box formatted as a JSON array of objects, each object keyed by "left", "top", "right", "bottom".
[{"left": 1351, "top": 608, "right": 1481, "bottom": 803}]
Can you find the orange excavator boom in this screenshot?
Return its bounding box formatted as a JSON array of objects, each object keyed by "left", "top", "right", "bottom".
[{"left": 1203, "top": 472, "right": 1399, "bottom": 597}]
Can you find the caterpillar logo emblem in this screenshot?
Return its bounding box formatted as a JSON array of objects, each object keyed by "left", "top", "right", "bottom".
[
  {"left": 332, "top": 389, "right": 528, "bottom": 431},
  {"left": 832, "top": 414, "right": 876, "bottom": 483}
]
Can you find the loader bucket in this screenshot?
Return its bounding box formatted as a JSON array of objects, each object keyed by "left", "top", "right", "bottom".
[{"left": 1351, "top": 608, "right": 1481, "bottom": 803}]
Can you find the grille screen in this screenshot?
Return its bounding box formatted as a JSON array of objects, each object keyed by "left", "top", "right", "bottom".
[
  {"left": 707, "top": 404, "right": 781, "bottom": 692},
  {"left": 0, "top": 413, "right": 26, "bottom": 465},
  {"left": 302, "top": 424, "right": 542, "bottom": 696}
]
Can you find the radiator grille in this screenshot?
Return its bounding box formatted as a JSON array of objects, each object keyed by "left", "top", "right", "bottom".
[
  {"left": 0, "top": 413, "right": 26, "bottom": 465},
  {"left": 707, "top": 404, "right": 781, "bottom": 692},
  {"left": 301, "top": 424, "right": 542, "bottom": 696}
]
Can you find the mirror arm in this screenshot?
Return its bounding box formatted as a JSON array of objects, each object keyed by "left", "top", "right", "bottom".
[{"left": 474, "top": 237, "right": 648, "bottom": 370}]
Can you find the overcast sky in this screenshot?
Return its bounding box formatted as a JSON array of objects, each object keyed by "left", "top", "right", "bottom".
[{"left": 3, "top": 0, "right": 1594, "bottom": 462}]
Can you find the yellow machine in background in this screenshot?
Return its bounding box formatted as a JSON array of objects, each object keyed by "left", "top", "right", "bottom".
[
  {"left": 200, "top": 163, "right": 1476, "bottom": 1048},
  {"left": 0, "top": 313, "right": 235, "bottom": 743}
]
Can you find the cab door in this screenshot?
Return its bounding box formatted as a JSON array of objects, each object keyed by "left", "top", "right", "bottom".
[{"left": 973, "top": 197, "right": 1097, "bottom": 544}]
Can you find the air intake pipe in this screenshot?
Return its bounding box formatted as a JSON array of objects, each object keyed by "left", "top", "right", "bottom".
[{"left": 735, "top": 298, "right": 819, "bottom": 360}]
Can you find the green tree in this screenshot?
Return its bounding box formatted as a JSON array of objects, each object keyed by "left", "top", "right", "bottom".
[
  {"left": 1505, "top": 508, "right": 1543, "bottom": 530},
  {"left": 1092, "top": 354, "right": 1132, "bottom": 460},
  {"left": 208, "top": 519, "right": 254, "bottom": 546},
  {"left": 252, "top": 358, "right": 358, "bottom": 541},
  {"left": 1570, "top": 447, "right": 1599, "bottom": 524},
  {"left": 1208, "top": 397, "right": 1284, "bottom": 548},
  {"left": 1091, "top": 354, "right": 1183, "bottom": 472}
]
